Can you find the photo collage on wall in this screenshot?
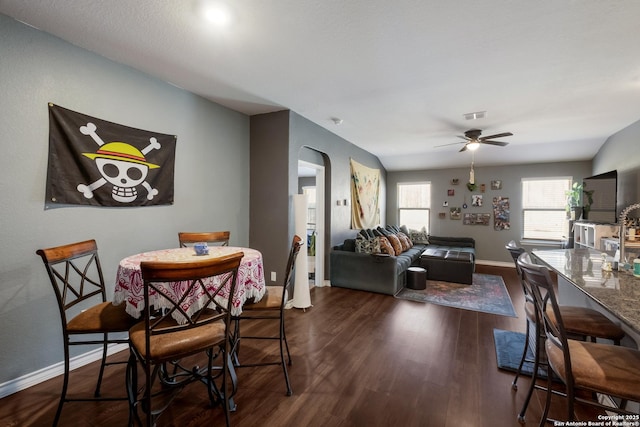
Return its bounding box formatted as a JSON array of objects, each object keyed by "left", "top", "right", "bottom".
[{"left": 441, "top": 178, "right": 509, "bottom": 230}]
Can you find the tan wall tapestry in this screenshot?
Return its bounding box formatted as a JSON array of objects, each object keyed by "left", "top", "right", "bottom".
[{"left": 350, "top": 159, "right": 380, "bottom": 229}]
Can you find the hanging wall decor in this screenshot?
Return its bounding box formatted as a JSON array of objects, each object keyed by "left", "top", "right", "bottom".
[
  {"left": 46, "top": 104, "right": 176, "bottom": 208},
  {"left": 450, "top": 207, "right": 462, "bottom": 220},
  {"left": 493, "top": 197, "right": 510, "bottom": 230},
  {"left": 463, "top": 213, "right": 491, "bottom": 225},
  {"left": 472, "top": 194, "right": 483, "bottom": 207},
  {"left": 350, "top": 159, "right": 381, "bottom": 228}
]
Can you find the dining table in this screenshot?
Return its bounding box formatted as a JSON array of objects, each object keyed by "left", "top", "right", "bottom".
[
  {"left": 113, "top": 245, "right": 264, "bottom": 412},
  {"left": 113, "top": 245, "right": 266, "bottom": 322}
]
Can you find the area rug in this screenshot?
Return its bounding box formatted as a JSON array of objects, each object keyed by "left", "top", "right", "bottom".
[
  {"left": 395, "top": 274, "right": 517, "bottom": 317},
  {"left": 493, "top": 328, "right": 551, "bottom": 380}
]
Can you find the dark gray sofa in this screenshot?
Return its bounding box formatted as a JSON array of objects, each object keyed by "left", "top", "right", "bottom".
[{"left": 330, "top": 234, "right": 475, "bottom": 295}]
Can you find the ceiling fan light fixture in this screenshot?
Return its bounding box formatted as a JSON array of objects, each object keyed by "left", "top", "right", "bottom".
[{"left": 467, "top": 141, "right": 480, "bottom": 151}]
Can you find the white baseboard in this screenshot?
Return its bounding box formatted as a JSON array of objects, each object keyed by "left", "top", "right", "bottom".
[
  {"left": 0, "top": 343, "right": 128, "bottom": 399},
  {"left": 476, "top": 259, "right": 514, "bottom": 268}
]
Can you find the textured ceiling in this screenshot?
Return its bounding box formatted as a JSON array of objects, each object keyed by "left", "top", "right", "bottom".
[{"left": 2, "top": 0, "right": 640, "bottom": 170}]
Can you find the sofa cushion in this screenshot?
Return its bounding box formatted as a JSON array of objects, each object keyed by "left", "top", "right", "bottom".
[
  {"left": 395, "top": 254, "right": 413, "bottom": 271},
  {"left": 343, "top": 238, "right": 356, "bottom": 252}
]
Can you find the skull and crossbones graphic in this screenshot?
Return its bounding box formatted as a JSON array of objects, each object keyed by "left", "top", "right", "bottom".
[{"left": 77, "top": 122, "right": 161, "bottom": 203}]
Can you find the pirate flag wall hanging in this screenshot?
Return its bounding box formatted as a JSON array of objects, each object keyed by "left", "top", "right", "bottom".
[{"left": 46, "top": 104, "right": 176, "bottom": 207}]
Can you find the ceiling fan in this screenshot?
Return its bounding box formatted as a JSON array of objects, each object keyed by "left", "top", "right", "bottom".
[{"left": 436, "top": 129, "right": 513, "bottom": 152}]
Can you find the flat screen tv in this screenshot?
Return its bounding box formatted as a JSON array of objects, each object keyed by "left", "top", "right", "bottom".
[{"left": 583, "top": 170, "right": 617, "bottom": 223}]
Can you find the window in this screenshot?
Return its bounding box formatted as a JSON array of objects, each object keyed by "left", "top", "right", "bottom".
[
  {"left": 302, "top": 186, "right": 316, "bottom": 230},
  {"left": 398, "top": 182, "right": 431, "bottom": 232},
  {"left": 522, "top": 177, "right": 571, "bottom": 240}
]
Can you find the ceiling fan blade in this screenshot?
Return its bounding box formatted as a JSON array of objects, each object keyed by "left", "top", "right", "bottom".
[
  {"left": 459, "top": 145, "right": 468, "bottom": 152},
  {"left": 481, "top": 140, "right": 509, "bottom": 147},
  {"left": 434, "top": 141, "right": 466, "bottom": 148},
  {"left": 457, "top": 135, "right": 471, "bottom": 141},
  {"left": 480, "top": 132, "right": 512, "bottom": 141}
]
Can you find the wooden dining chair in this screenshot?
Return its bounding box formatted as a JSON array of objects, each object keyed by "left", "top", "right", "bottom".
[
  {"left": 178, "top": 231, "right": 230, "bottom": 247},
  {"left": 231, "top": 235, "right": 303, "bottom": 396},
  {"left": 505, "top": 243, "right": 626, "bottom": 423},
  {"left": 36, "top": 239, "right": 138, "bottom": 427},
  {"left": 517, "top": 252, "right": 640, "bottom": 425},
  {"left": 126, "top": 251, "right": 243, "bottom": 427}
]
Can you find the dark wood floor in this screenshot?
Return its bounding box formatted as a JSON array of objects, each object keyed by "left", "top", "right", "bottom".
[{"left": 0, "top": 265, "right": 603, "bottom": 426}]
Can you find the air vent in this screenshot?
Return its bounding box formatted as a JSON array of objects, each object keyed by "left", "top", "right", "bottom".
[{"left": 464, "top": 111, "right": 486, "bottom": 120}]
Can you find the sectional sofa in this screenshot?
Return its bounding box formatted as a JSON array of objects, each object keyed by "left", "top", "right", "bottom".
[{"left": 330, "top": 227, "right": 476, "bottom": 295}]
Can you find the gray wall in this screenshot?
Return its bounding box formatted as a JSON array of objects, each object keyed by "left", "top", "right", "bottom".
[
  {"left": 250, "top": 111, "right": 385, "bottom": 282},
  {"left": 289, "top": 112, "right": 386, "bottom": 246},
  {"left": 249, "top": 111, "right": 290, "bottom": 282},
  {"left": 593, "top": 119, "right": 640, "bottom": 214},
  {"left": 387, "top": 161, "right": 592, "bottom": 263},
  {"left": 0, "top": 15, "right": 250, "bottom": 385}
]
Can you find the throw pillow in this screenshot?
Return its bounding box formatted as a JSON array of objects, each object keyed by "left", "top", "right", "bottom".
[
  {"left": 409, "top": 227, "right": 429, "bottom": 244},
  {"left": 377, "top": 236, "right": 394, "bottom": 255},
  {"left": 397, "top": 232, "right": 410, "bottom": 251},
  {"left": 386, "top": 233, "right": 403, "bottom": 256},
  {"left": 355, "top": 233, "right": 381, "bottom": 254},
  {"left": 398, "top": 231, "right": 413, "bottom": 249}
]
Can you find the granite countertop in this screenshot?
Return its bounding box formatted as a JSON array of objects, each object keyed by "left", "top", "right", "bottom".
[{"left": 532, "top": 248, "right": 640, "bottom": 335}]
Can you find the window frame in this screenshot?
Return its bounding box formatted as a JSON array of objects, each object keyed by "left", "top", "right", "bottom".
[
  {"left": 397, "top": 181, "right": 431, "bottom": 233},
  {"left": 521, "top": 176, "right": 572, "bottom": 241}
]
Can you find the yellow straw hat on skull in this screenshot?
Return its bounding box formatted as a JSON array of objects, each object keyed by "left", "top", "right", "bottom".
[{"left": 82, "top": 142, "right": 159, "bottom": 169}]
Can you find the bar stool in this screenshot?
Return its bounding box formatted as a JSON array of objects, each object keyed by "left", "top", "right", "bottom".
[
  {"left": 518, "top": 252, "right": 640, "bottom": 425},
  {"left": 505, "top": 242, "right": 625, "bottom": 423}
]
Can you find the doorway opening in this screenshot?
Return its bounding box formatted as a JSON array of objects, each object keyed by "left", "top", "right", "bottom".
[{"left": 298, "top": 160, "right": 326, "bottom": 287}]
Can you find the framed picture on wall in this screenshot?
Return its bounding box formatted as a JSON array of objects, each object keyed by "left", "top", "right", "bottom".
[
  {"left": 491, "top": 180, "right": 502, "bottom": 190},
  {"left": 463, "top": 213, "right": 491, "bottom": 225},
  {"left": 450, "top": 207, "right": 461, "bottom": 220}
]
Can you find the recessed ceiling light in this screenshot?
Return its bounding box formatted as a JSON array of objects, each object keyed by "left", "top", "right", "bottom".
[{"left": 200, "top": 1, "right": 232, "bottom": 27}]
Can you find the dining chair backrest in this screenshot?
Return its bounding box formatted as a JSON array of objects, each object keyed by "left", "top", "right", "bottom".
[
  {"left": 505, "top": 241, "right": 525, "bottom": 273},
  {"left": 505, "top": 241, "right": 529, "bottom": 300},
  {"left": 178, "top": 231, "right": 230, "bottom": 247},
  {"left": 139, "top": 251, "right": 243, "bottom": 339},
  {"left": 37, "top": 239, "right": 136, "bottom": 426},
  {"left": 282, "top": 235, "right": 304, "bottom": 306},
  {"left": 517, "top": 252, "right": 573, "bottom": 382},
  {"left": 36, "top": 239, "right": 106, "bottom": 323}
]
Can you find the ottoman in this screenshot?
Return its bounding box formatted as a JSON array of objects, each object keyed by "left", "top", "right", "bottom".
[
  {"left": 420, "top": 248, "right": 474, "bottom": 285},
  {"left": 406, "top": 266, "right": 427, "bottom": 290}
]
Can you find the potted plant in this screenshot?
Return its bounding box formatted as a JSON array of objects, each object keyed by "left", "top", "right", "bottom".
[{"left": 565, "top": 182, "right": 583, "bottom": 220}]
